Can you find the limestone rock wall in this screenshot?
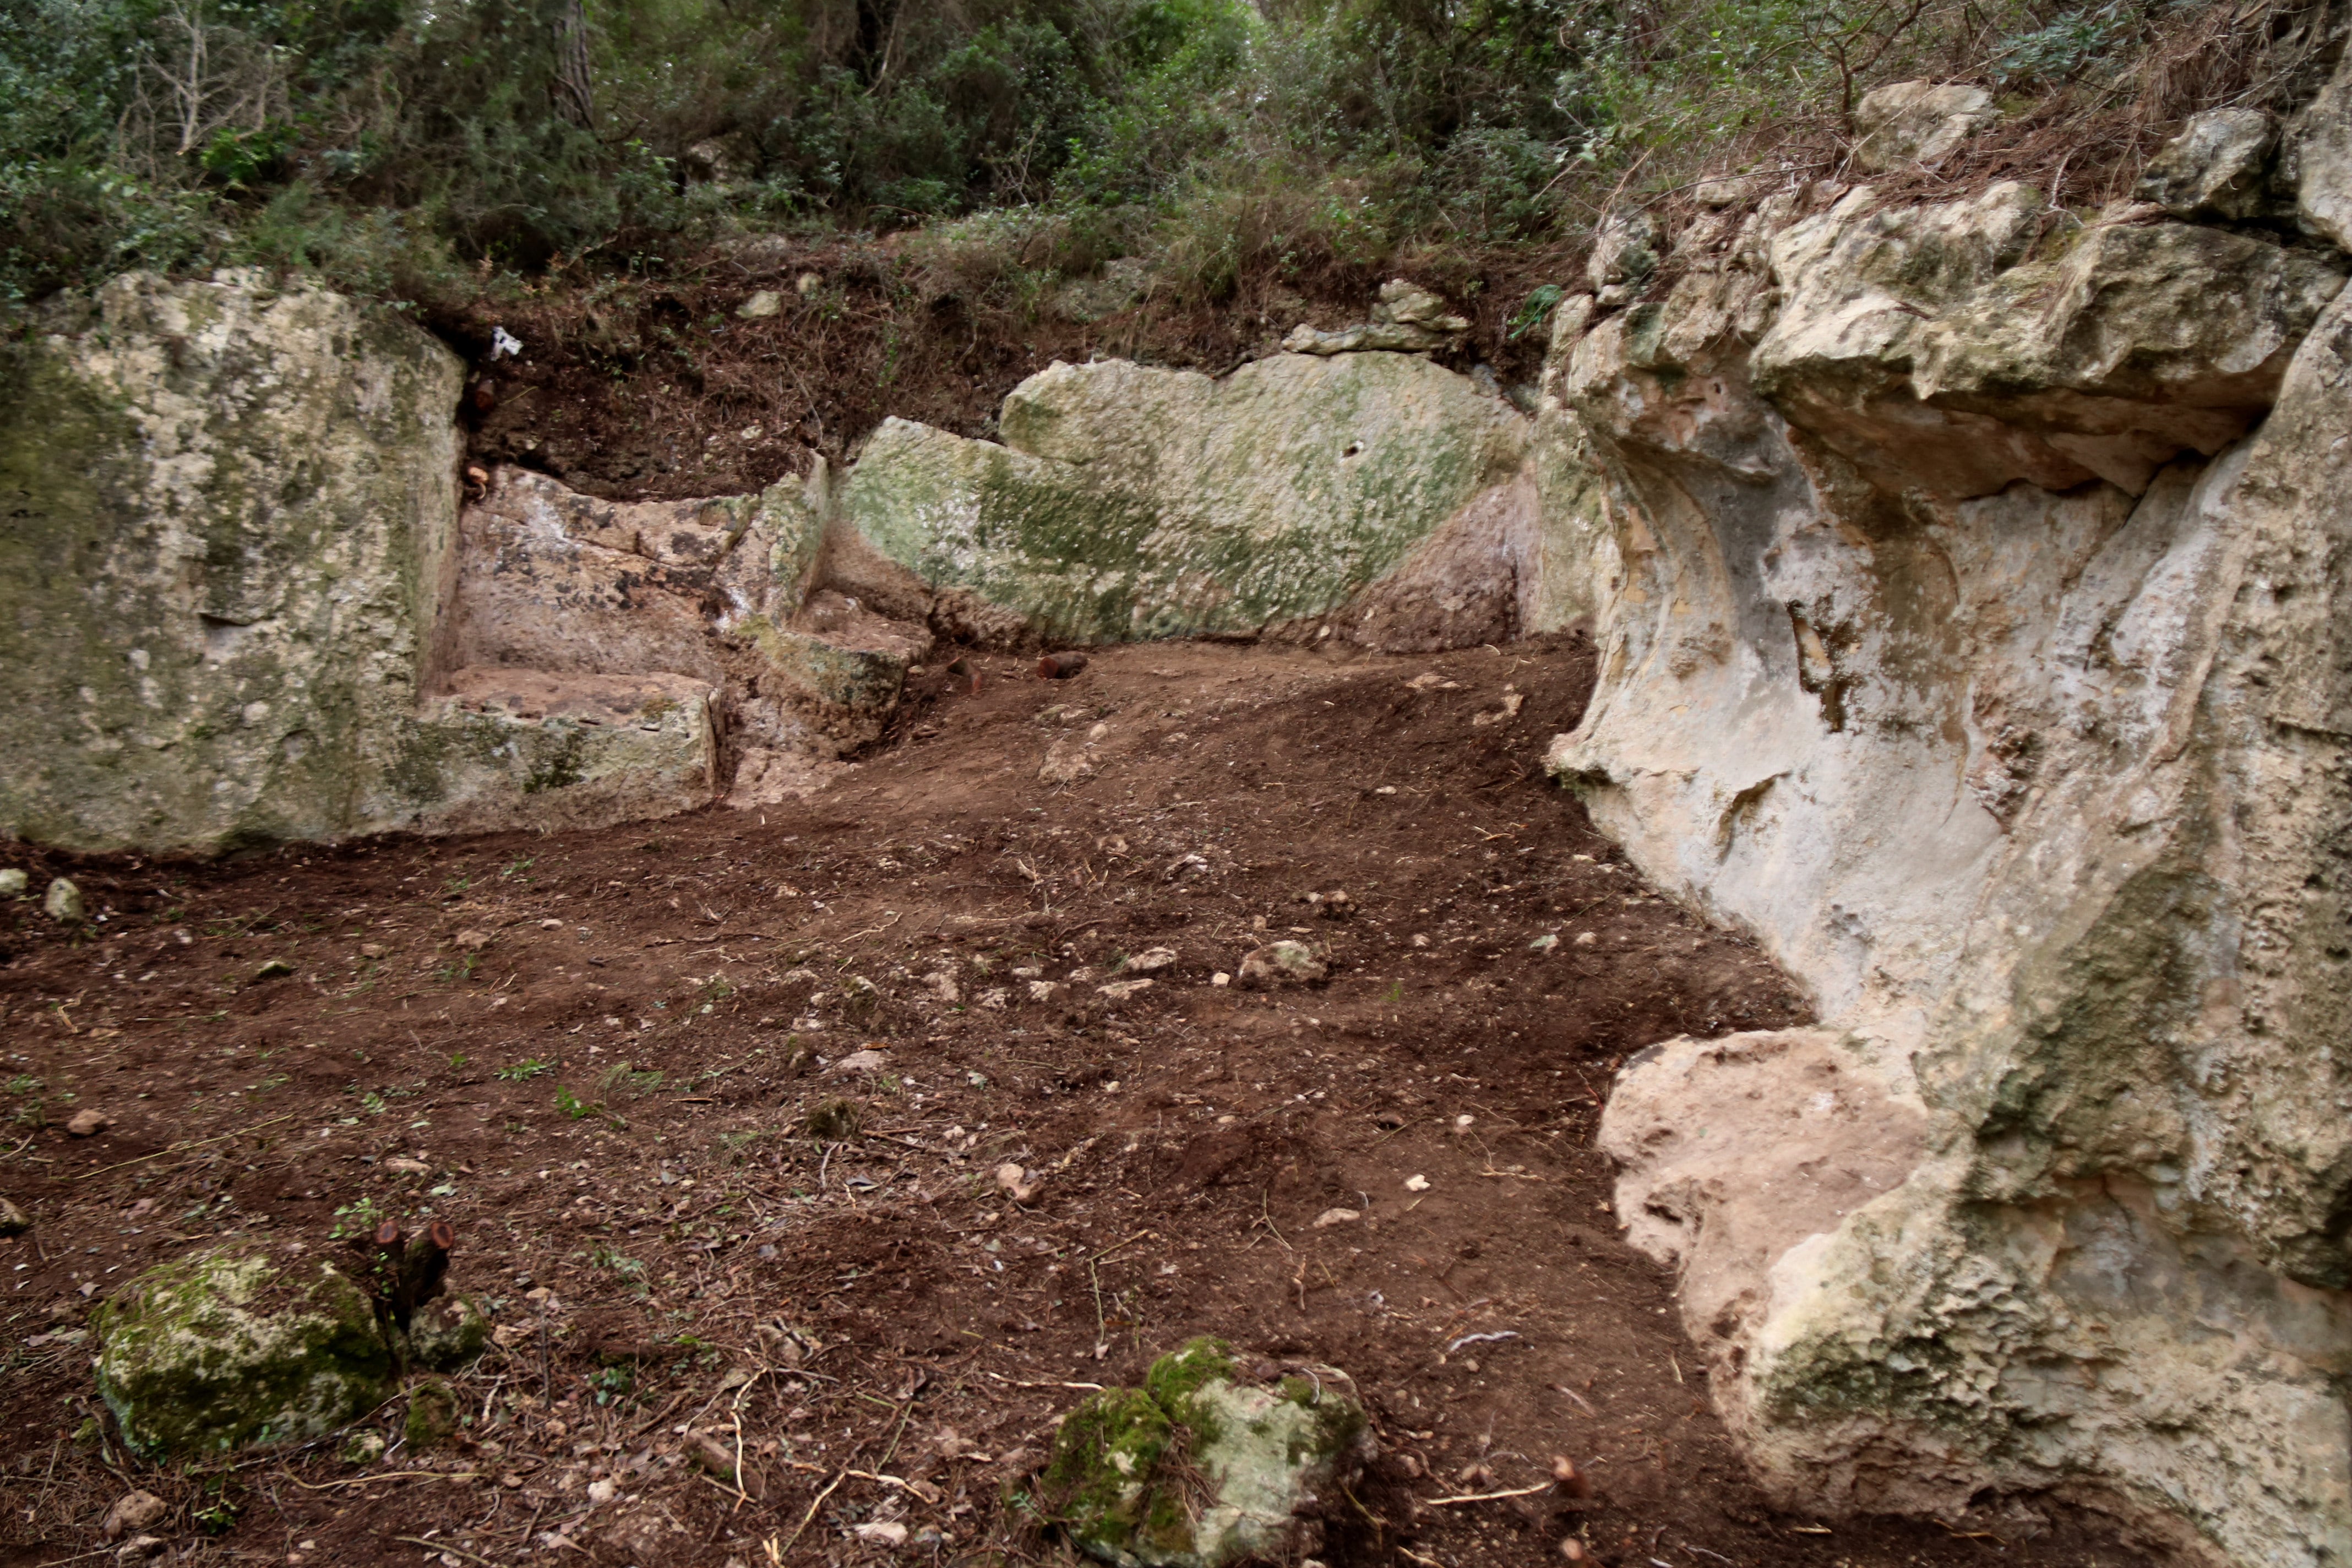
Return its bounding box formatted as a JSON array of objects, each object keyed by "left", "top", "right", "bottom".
[
  {"left": 0, "top": 273, "right": 747, "bottom": 850},
  {"left": 0, "top": 273, "right": 465, "bottom": 852},
  {"left": 2, "top": 278, "right": 1557, "bottom": 852},
  {"left": 1548, "top": 94, "right": 2352, "bottom": 1567},
  {"left": 837, "top": 351, "right": 1541, "bottom": 649}
]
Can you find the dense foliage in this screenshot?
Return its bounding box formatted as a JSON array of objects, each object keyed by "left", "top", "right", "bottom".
[{"left": 0, "top": 0, "right": 2320, "bottom": 309}]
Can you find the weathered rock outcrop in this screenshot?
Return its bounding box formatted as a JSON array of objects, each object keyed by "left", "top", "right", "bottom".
[
  {"left": 3, "top": 277, "right": 1563, "bottom": 850},
  {"left": 1547, "top": 90, "right": 2352, "bottom": 1567},
  {"left": 839, "top": 350, "right": 1533, "bottom": 646},
  {"left": 0, "top": 273, "right": 735, "bottom": 850}
]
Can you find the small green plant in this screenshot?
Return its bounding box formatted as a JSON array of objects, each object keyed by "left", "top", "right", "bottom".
[
  {"left": 250, "top": 1073, "right": 289, "bottom": 1095},
  {"left": 449, "top": 1053, "right": 468, "bottom": 1069},
  {"left": 499, "top": 855, "right": 536, "bottom": 879},
  {"left": 329, "top": 1195, "right": 385, "bottom": 1239},
  {"left": 360, "top": 1091, "right": 388, "bottom": 1115},
  {"left": 194, "top": 1493, "right": 239, "bottom": 1536},
  {"left": 1508, "top": 284, "right": 1566, "bottom": 340},
  {"left": 433, "top": 952, "right": 479, "bottom": 982},
  {"left": 554, "top": 1085, "right": 597, "bottom": 1120},
  {"left": 591, "top": 1243, "right": 647, "bottom": 1282},
  {"left": 498, "top": 1059, "right": 552, "bottom": 1081},
  {"left": 586, "top": 1363, "right": 635, "bottom": 1406}
]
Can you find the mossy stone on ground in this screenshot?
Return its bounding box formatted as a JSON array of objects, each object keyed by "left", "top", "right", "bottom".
[
  {"left": 1043, "top": 1337, "right": 1370, "bottom": 1568},
  {"left": 94, "top": 1243, "right": 395, "bottom": 1457},
  {"left": 402, "top": 1294, "right": 489, "bottom": 1371},
  {"left": 404, "top": 1381, "right": 460, "bottom": 1450}
]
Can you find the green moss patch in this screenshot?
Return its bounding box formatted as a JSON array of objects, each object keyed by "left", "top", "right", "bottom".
[
  {"left": 94, "top": 1243, "right": 396, "bottom": 1457},
  {"left": 1042, "top": 1338, "right": 1369, "bottom": 1567}
]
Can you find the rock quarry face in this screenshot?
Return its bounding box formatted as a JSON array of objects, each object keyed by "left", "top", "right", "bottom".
[
  {"left": 0, "top": 273, "right": 732, "bottom": 849},
  {"left": 1547, "top": 78, "right": 2352, "bottom": 1568},
  {"left": 0, "top": 273, "right": 463, "bottom": 852},
  {"left": 839, "top": 349, "right": 1533, "bottom": 647},
  {"left": 21, "top": 92, "right": 2352, "bottom": 1561},
  {"left": 1, "top": 284, "right": 1562, "bottom": 851}
]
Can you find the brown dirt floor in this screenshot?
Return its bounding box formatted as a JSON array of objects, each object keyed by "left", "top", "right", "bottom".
[{"left": 2, "top": 636, "right": 2169, "bottom": 1568}]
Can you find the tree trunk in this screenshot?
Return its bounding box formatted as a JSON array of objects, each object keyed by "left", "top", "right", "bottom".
[{"left": 553, "top": 0, "right": 595, "bottom": 128}]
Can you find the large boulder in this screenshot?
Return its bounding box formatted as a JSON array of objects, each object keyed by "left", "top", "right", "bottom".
[
  {"left": 95, "top": 1244, "right": 395, "bottom": 1456},
  {"left": 1543, "top": 169, "right": 2352, "bottom": 1568},
  {"left": 2137, "top": 107, "right": 2278, "bottom": 221},
  {"left": 0, "top": 274, "right": 763, "bottom": 852},
  {"left": 1850, "top": 81, "right": 1997, "bottom": 171},
  {"left": 839, "top": 352, "right": 1530, "bottom": 645},
  {"left": 1041, "top": 1338, "right": 1370, "bottom": 1567},
  {"left": 2286, "top": 46, "right": 2352, "bottom": 248},
  {"left": 0, "top": 272, "right": 462, "bottom": 853},
  {"left": 1749, "top": 184, "right": 2344, "bottom": 496}
]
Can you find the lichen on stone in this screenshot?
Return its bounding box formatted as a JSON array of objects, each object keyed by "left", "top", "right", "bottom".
[
  {"left": 1041, "top": 1338, "right": 1369, "bottom": 1568},
  {"left": 94, "top": 1243, "right": 396, "bottom": 1457}
]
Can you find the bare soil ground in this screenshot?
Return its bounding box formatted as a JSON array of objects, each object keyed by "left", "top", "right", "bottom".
[{"left": 2, "top": 636, "right": 2157, "bottom": 1568}]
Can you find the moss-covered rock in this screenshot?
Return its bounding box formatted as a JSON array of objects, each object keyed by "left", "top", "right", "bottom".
[
  {"left": 402, "top": 1294, "right": 489, "bottom": 1371},
  {"left": 840, "top": 352, "right": 1528, "bottom": 645},
  {"left": 1042, "top": 1338, "right": 1369, "bottom": 1568},
  {"left": 94, "top": 1244, "right": 395, "bottom": 1457},
  {"left": 404, "top": 1381, "right": 460, "bottom": 1450}
]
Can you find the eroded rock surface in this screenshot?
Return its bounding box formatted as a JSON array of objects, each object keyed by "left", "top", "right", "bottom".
[
  {"left": 1042, "top": 1338, "right": 1370, "bottom": 1568},
  {"left": 840, "top": 351, "right": 1531, "bottom": 645},
  {"left": 95, "top": 1244, "right": 395, "bottom": 1456},
  {"left": 0, "top": 272, "right": 462, "bottom": 853},
  {"left": 1850, "top": 80, "right": 1997, "bottom": 171},
  {"left": 1545, "top": 159, "right": 2352, "bottom": 1566}
]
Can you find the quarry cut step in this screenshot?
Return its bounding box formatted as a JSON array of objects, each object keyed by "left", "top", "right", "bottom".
[{"left": 416, "top": 668, "right": 720, "bottom": 834}]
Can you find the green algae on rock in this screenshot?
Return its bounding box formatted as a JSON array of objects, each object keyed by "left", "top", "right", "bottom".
[
  {"left": 94, "top": 1244, "right": 396, "bottom": 1456},
  {"left": 1042, "top": 1338, "right": 1370, "bottom": 1568},
  {"left": 840, "top": 352, "right": 1528, "bottom": 645},
  {"left": 0, "top": 271, "right": 464, "bottom": 855}
]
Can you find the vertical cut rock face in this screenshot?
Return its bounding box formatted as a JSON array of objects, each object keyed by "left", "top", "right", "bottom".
[
  {"left": 0, "top": 274, "right": 734, "bottom": 849},
  {"left": 0, "top": 273, "right": 465, "bottom": 852},
  {"left": 1545, "top": 125, "right": 2352, "bottom": 1565},
  {"left": 839, "top": 351, "right": 1537, "bottom": 647},
  {"left": 0, "top": 276, "right": 1561, "bottom": 851}
]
